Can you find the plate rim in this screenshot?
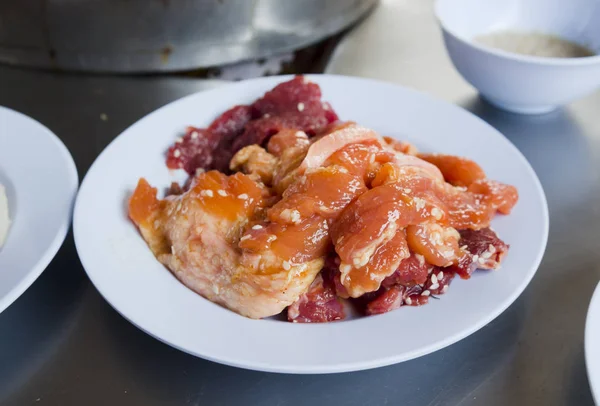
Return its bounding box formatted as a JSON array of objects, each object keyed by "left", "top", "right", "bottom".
[
  {"left": 73, "top": 74, "right": 549, "bottom": 373},
  {"left": 0, "top": 106, "right": 79, "bottom": 314},
  {"left": 585, "top": 282, "right": 600, "bottom": 404}
]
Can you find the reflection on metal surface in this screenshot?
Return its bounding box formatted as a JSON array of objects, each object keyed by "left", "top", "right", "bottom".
[
  {"left": 0, "top": 0, "right": 378, "bottom": 73},
  {"left": 0, "top": 238, "right": 86, "bottom": 403}
]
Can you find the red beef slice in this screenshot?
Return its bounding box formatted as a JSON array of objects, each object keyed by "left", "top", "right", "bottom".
[{"left": 287, "top": 272, "right": 345, "bottom": 323}]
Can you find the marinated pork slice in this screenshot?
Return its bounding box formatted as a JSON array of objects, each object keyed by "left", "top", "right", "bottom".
[
  {"left": 131, "top": 123, "right": 381, "bottom": 319},
  {"left": 266, "top": 128, "right": 310, "bottom": 157},
  {"left": 383, "top": 136, "right": 418, "bottom": 155},
  {"left": 129, "top": 171, "right": 323, "bottom": 319},
  {"left": 229, "top": 145, "right": 278, "bottom": 185},
  {"left": 329, "top": 137, "right": 517, "bottom": 298},
  {"left": 417, "top": 153, "right": 486, "bottom": 187}
]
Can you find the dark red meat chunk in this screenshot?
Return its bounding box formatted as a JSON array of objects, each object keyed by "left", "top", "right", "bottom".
[
  {"left": 208, "top": 105, "right": 253, "bottom": 171},
  {"left": 447, "top": 250, "right": 477, "bottom": 279},
  {"left": 287, "top": 273, "right": 345, "bottom": 323},
  {"left": 231, "top": 76, "right": 339, "bottom": 153},
  {"left": 382, "top": 253, "right": 433, "bottom": 288},
  {"left": 366, "top": 285, "right": 404, "bottom": 315},
  {"left": 423, "top": 268, "right": 455, "bottom": 295},
  {"left": 363, "top": 284, "right": 429, "bottom": 315},
  {"left": 166, "top": 127, "right": 218, "bottom": 174},
  {"left": 446, "top": 228, "right": 508, "bottom": 279},
  {"left": 459, "top": 228, "right": 509, "bottom": 270},
  {"left": 165, "top": 76, "right": 339, "bottom": 174},
  {"left": 322, "top": 252, "right": 350, "bottom": 299},
  {"left": 208, "top": 104, "right": 253, "bottom": 139},
  {"left": 403, "top": 285, "right": 429, "bottom": 307},
  {"left": 252, "top": 76, "right": 338, "bottom": 123}
]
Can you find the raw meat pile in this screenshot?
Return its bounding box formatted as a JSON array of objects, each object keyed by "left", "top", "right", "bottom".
[{"left": 129, "top": 76, "right": 518, "bottom": 323}]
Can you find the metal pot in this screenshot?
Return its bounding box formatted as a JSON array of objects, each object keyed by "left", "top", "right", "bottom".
[{"left": 0, "top": 0, "right": 377, "bottom": 73}]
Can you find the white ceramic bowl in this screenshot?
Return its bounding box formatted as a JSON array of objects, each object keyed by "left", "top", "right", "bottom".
[{"left": 435, "top": 0, "right": 600, "bottom": 114}]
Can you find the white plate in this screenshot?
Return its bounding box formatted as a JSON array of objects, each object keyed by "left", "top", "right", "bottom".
[
  {"left": 73, "top": 75, "right": 548, "bottom": 374},
  {"left": 586, "top": 282, "right": 600, "bottom": 404},
  {"left": 0, "top": 107, "right": 78, "bottom": 313}
]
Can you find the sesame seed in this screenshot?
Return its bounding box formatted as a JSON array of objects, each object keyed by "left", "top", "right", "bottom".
[
  {"left": 405, "top": 297, "right": 413, "bottom": 305},
  {"left": 295, "top": 131, "right": 307, "bottom": 138},
  {"left": 297, "top": 102, "right": 305, "bottom": 112},
  {"left": 478, "top": 257, "right": 486, "bottom": 264},
  {"left": 237, "top": 193, "right": 249, "bottom": 200},
  {"left": 414, "top": 197, "right": 426, "bottom": 211},
  {"left": 217, "top": 189, "right": 227, "bottom": 197},
  {"left": 252, "top": 225, "right": 263, "bottom": 230},
  {"left": 415, "top": 254, "right": 425, "bottom": 266},
  {"left": 173, "top": 149, "right": 181, "bottom": 158},
  {"left": 240, "top": 234, "right": 251, "bottom": 241},
  {"left": 437, "top": 271, "right": 444, "bottom": 280},
  {"left": 472, "top": 254, "right": 479, "bottom": 263},
  {"left": 488, "top": 244, "right": 496, "bottom": 253},
  {"left": 421, "top": 290, "right": 430, "bottom": 296},
  {"left": 171, "top": 245, "right": 175, "bottom": 254},
  {"left": 431, "top": 207, "right": 443, "bottom": 220},
  {"left": 442, "top": 285, "right": 448, "bottom": 293},
  {"left": 431, "top": 274, "right": 438, "bottom": 284},
  {"left": 322, "top": 102, "right": 329, "bottom": 110},
  {"left": 430, "top": 283, "right": 440, "bottom": 290},
  {"left": 481, "top": 251, "right": 493, "bottom": 259},
  {"left": 267, "top": 235, "right": 277, "bottom": 242},
  {"left": 201, "top": 190, "right": 214, "bottom": 197},
  {"left": 175, "top": 137, "right": 183, "bottom": 144},
  {"left": 404, "top": 188, "right": 412, "bottom": 193},
  {"left": 282, "top": 261, "right": 291, "bottom": 270},
  {"left": 263, "top": 113, "right": 271, "bottom": 118},
  {"left": 460, "top": 245, "right": 468, "bottom": 250},
  {"left": 340, "top": 264, "right": 351, "bottom": 273},
  {"left": 291, "top": 210, "right": 301, "bottom": 224},
  {"left": 191, "top": 131, "right": 199, "bottom": 139}
]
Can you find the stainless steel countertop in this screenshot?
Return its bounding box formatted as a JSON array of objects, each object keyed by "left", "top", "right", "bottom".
[{"left": 1, "top": 3, "right": 600, "bottom": 404}]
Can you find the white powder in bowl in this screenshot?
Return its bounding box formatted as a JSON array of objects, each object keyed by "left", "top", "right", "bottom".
[{"left": 476, "top": 31, "right": 595, "bottom": 58}]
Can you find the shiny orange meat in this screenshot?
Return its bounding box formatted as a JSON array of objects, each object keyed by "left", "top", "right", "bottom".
[{"left": 130, "top": 78, "right": 518, "bottom": 321}]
